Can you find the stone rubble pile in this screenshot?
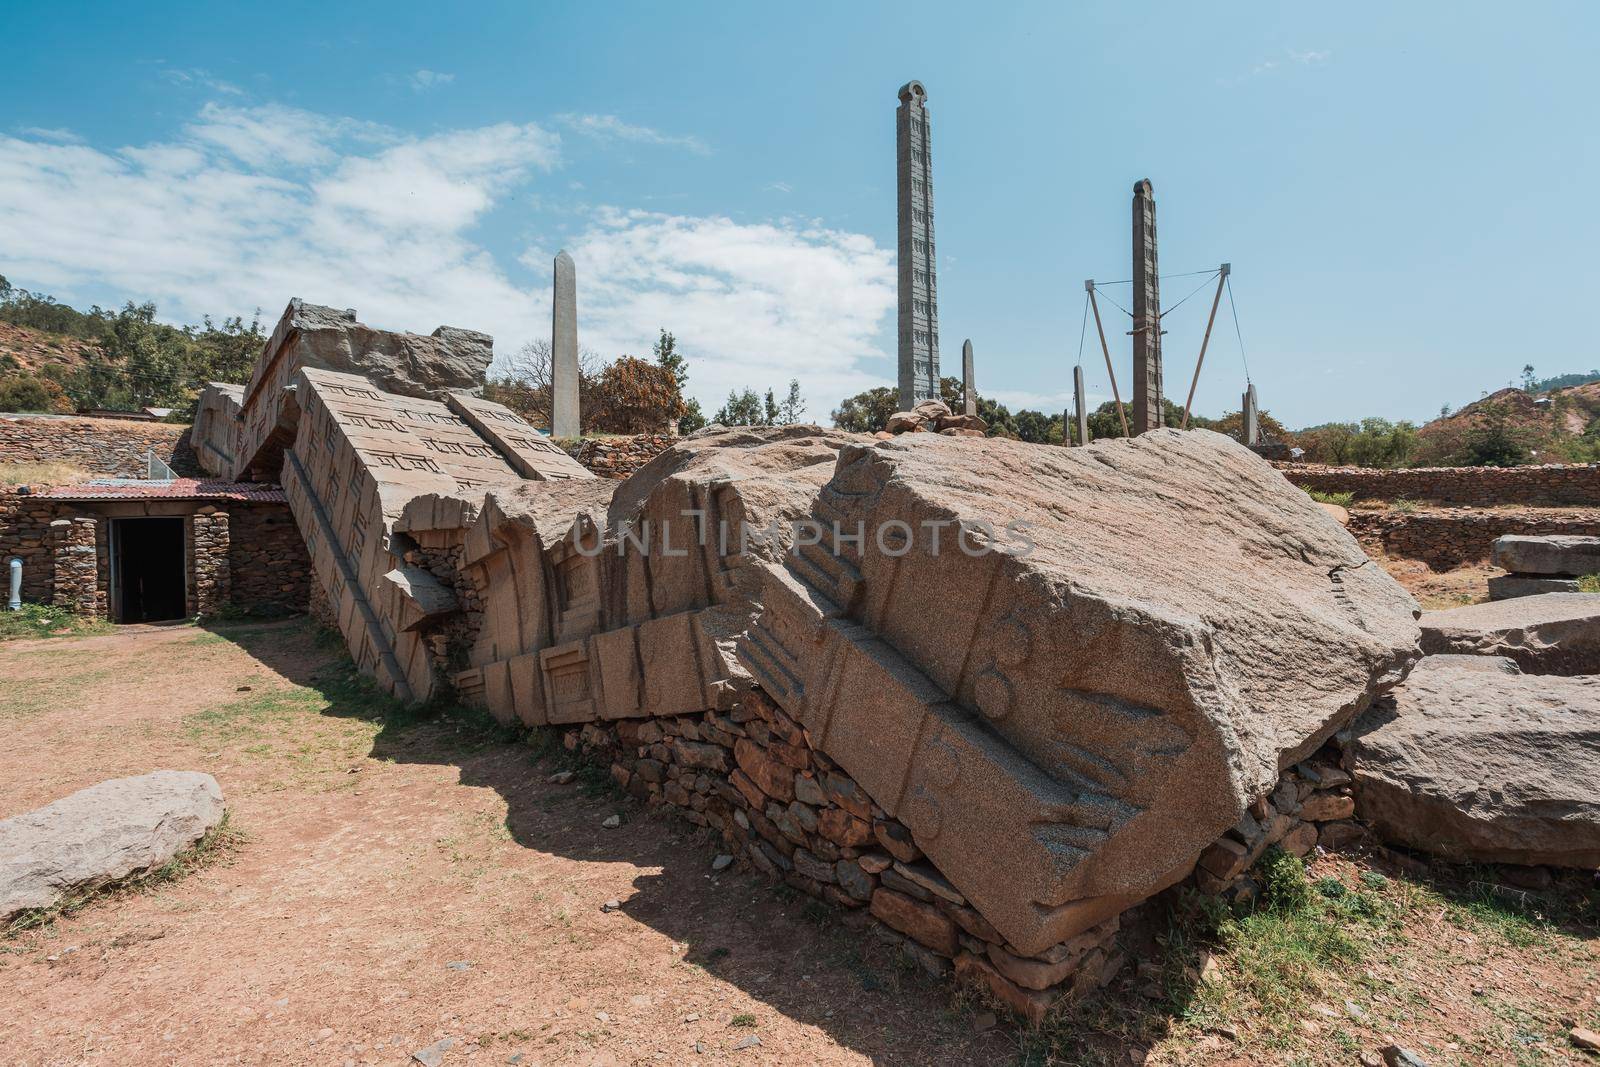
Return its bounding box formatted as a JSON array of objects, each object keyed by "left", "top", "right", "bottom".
[{"left": 881, "top": 398, "right": 987, "bottom": 437}]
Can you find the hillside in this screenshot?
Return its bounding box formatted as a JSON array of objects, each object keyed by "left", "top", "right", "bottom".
[
  {"left": 0, "top": 321, "right": 99, "bottom": 379},
  {"left": 1414, "top": 382, "right": 1600, "bottom": 465}
]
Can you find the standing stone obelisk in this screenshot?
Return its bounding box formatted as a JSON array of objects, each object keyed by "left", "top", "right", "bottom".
[
  {"left": 1073, "top": 365, "right": 1090, "bottom": 447},
  {"left": 1131, "top": 179, "right": 1162, "bottom": 435},
  {"left": 1242, "top": 383, "right": 1260, "bottom": 446},
  {"left": 897, "top": 80, "right": 940, "bottom": 411},
  {"left": 551, "top": 249, "right": 579, "bottom": 438},
  {"left": 961, "top": 339, "right": 976, "bottom": 416}
]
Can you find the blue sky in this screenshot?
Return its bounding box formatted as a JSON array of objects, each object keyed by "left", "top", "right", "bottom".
[{"left": 2, "top": 1, "right": 1596, "bottom": 428}]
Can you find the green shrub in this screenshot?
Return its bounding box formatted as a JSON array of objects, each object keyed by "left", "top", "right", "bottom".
[{"left": 1301, "top": 487, "right": 1356, "bottom": 508}]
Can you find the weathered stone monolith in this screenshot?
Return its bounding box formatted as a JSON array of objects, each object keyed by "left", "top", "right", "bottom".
[
  {"left": 1073, "top": 365, "right": 1090, "bottom": 446},
  {"left": 897, "top": 80, "right": 940, "bottom": 410},
  {"left": 1132, "top": 179, "right": 1162, "bottom": 435},
  {"left": 962, "top": 339, "right": 976, "bottom": 416},
  {"left": 1242, "top": 383, "right": 1260, "bottom": 446},
  {"left": 552, "top": 250, "right": 579, "bottom": 439}
]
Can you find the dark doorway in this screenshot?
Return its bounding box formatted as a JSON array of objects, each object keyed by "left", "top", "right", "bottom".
[{"left": 112, "top": 517, "right": 186, "bottom": 622}]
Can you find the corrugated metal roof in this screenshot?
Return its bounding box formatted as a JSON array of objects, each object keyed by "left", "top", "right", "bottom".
[{"left": 36, "top": 478, "right": 287, "bottom": 503}]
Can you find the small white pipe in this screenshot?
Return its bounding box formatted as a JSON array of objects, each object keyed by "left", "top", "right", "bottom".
[{"left": 7, "top": 557, "right": 20, "bottom": 611}]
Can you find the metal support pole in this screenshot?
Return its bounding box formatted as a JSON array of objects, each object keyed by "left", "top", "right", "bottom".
[
  {"left": 1087, "top": 281, "right": 1130, "bottom": 439},
  {"left": 1180, "top": 264, "right": 1230, "bottom": 431}
]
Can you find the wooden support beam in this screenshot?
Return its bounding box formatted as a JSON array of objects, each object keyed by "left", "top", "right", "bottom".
[
  {"left": 1180, "top": 264, "right": 1230, "bottom": 431},
  {"left": 1087, "top": 281, "right": 1130, "bottom": 439}
]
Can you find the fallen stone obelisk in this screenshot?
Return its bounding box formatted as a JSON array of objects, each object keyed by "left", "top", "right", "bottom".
[
  {"left": 1347, "top": 655, "right": 1600, "bottom": 868},
  {"left": 0, "top": 771, "right": 225, "bottom": 921},
  {"left": 1489, "top": 535, "right": 1600, "bottom": 599},
  {"left": 1420, "top": 592, "right": 1600, "bottom": 674}
]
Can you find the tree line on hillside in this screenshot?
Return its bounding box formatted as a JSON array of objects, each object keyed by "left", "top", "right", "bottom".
[
  {"left": 0, "top": 277, "right": 263, "bottom": 419},
  {"left": 1, "top": 279, "right": 1585, "bottom": 469}
]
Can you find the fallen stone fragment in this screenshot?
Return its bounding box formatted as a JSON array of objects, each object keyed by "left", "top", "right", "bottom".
[
  {"left": 1487, "top": 575, "right": 1581, "bottom": 600},
  {"left": 1492, "top": 535, "right": 1600, "bottom": 577},
  {"left": 1419, "top": 593, "right": 1600, "bottom": 674},
  {"left": 1381, "top": 1045, "right": 1428, "bottom": 1067},
  {"left": 711, "top": 854, "right": 733, "bottom": 872},
  {"left": 1348, "top": 656, "right": 1600, "bottom": 867},
  {"left": 412, "top": 1036, "right": 456, "bottom": 1067},
  {"left": 1570, "top": 1026, "right": 1600, "bottom": 1052},
  {"left": 0, "top": 771, "right": 224, "bottom": 922},
  {"left": 730, "top": 1034, "right": 761, "bottom": 1051},
  {"left": 601, "top": 814, "right": 621, "bottom": 829}
]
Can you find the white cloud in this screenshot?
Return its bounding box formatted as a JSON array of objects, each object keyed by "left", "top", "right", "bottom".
[
  {"left": 556, "top": 113, "right": 709, "bottom": 155},
  {"left": 408, "top": 69, "right": 455, "bottom": 92},
  {"left": 561, "top": 209, "right": 895, "bottom": 410},
  {"left": 16, "top": 126, "right": 82, "bottom": 144},
  {"left": 765, "top": 181, "right": 793, "bottom": 194},
  {"left": 0, "top": 104, "right": 897, "bottom": 415},
  {"left": 1240, "top": 47, "right": 1333, "bottom": 79},
  {"left": 158, "top": 67, "right": 244, "bottom": 95}
]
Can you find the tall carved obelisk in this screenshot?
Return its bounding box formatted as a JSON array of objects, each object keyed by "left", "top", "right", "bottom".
[
  {"left": 961, "top": 338, "right": 976, "bottom": 416},
  {"left": 1131, "top": 179, "right": 1162, "bottom": 435},
  {"left": 551, "top": 249, "right": 579, "bottom": 438},
  {"left": 897, "top": 81, "right": 940, "bottom": 410}
]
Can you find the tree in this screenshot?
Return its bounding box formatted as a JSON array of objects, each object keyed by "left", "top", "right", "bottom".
[
  {"left": 1295, "top": 418, "right": 1418, "bottom": 467},
  {"left": 715, "top": 387, "right": 767, "bottom": 426},
  {"left": 1461, "top": 402, "right": 1529, "bottom": 467},
  {"left": 1521, "top": 364, "right": 1537, "bottom": 392},
  {"left": 763, "top": 388, "right": 779, "bottom": 426},
  {"left": 482, "top": 338, "right": 603, "bottom": 432},
  {"left": 587, "top": 355, "right": 685, "bottom": 434},
  {"left": 777, "top": 380, "right": 805, "bottom": 425},
  {"left": 678, "top": 398, "right": 708, "bottom": 435},
  {"left": 654, "top": 330, "right": 687, "bottom": 391},
  {"left": 831, "top": 386, "right": 897, "bottom": 433},
  {"left": 0, "top": 372, "right": 69, "bottom": 413},
  {"left": 1209, "top": 408, "right": 1291, "bottom": 446}
]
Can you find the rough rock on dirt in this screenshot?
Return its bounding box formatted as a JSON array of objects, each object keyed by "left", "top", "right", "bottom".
[
  {"left": 1347, "top": 655, "right": 1600, "bottom": 867},
  {"left": 1419, "top": 592, "right": 1600, "bottom": 674},
  {"left": 0, "top": 770, "right": 224, "bottom": 920}
]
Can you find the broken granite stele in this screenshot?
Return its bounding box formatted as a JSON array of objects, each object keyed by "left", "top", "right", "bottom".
[
  {"left": 195, "top": 300, "right": 1421, "bottom": 958},
  {"left": 1420, "top": 592, "right": 1600, "bottom": 675},
  {"left": 1347, "top": 655, "right": 1600, "bottom": 868},
  {"left": 1489, "top": 534, "right": 1600, "bottom": 600},
  {"left": 0, "top": 771, "right": 225, "bottom": 921}
]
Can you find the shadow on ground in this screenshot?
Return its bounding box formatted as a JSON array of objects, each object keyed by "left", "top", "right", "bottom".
[{"left": 199, "top": 616, "right": 1217, "bottom": 1065}]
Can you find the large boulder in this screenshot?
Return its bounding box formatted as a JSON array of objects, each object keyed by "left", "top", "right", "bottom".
[
  {"left": 1487, "top": 574, "right": 1580, "bottom": 600},
  {"left": 1347, "top": 656, "right": 1600, "bottom": 868},
  {"left": 0, "top": 771, "right": 225, "bottom": 921},
  {"left": 1420, "top": 592, "right": 1600, "bottom": 674},
  {"left": 734, "top": 428, "right": 1421, "bottom": 952},
  {"left": 1492, "top": 535, "right": 1600, "bottom": 577}
]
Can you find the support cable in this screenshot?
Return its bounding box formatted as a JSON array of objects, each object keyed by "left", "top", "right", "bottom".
[
  {"left": 1226, "top": 275, "right": 1251, "bottom": 383},
  {"left": 1159, "top": 269, "right": 1222, "bottom": 320},
  {"left": 1076, "top": 289, "right": 1090, "bottom": 369},
  {"left": 1092, "top": 286, "right": 1135, "bottom": 318}
]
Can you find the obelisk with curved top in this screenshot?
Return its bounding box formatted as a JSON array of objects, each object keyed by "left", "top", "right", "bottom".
[
  {"left": 897, "top": 80, "right": 940, "bottom": 410},
  {"left": 552, "top": 250, "right": 579, "bottom": 439},
  {"left": 1132, "top": 179, "right": 1162, "bottom": 435},
  {"left": 961, "top": 339, "right": 976, "bottom": 416}
]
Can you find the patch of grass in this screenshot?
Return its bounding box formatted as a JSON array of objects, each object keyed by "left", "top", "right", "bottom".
[
  {"left": 1578, "top": 573, "right": 1600, "bottom": 593},
  {"left": 0, "top": 460, "right": 89, "bottom": 486},
  {"left": 729, "top": 1013, "right": 757, "bottom": 1028},
  {"left": 1391, "top": 497, "right": 1419, "bottom": 513},
  {"left": 5, "top": 811, "right": 246, "bottom": 938},
  {"left": 1301, "top": 486, "right": 1356, "bottom": 507},
  {"left": 0, "top": 603, "right": 112, "bottom": 642}
]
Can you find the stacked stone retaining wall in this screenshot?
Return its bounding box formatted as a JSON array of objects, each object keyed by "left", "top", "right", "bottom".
[
  {"left": 563, "top": 434, "right": 675, "bottom": 480},
  {"left": 0, "top": 414, "right": 201, "bottom": 477},
  {"left": 1348, "top": 509, "right": 1600, "bottom": 570},
  {"left": 1277, "top": 462, "right": 1600, "bottom": 507}
]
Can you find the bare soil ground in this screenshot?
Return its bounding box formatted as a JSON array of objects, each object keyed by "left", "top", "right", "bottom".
[
  {"left": 1378, "top": 555, "right": 1499, "bottom": 610},
  {"left": 1, "top": 619, "right": 1596, "bottom": 1066}
]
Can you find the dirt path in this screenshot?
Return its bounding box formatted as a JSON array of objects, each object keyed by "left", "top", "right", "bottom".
[{"left": 0, "top": 619, "right": 1006, "bottom": 1066}]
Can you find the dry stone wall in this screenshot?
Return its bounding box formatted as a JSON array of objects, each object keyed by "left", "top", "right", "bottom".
[
  {"left": 1277, "top": 462, "right": 1600, "bottom": 507},
  {"left": 562, "top": 434, "right": 674, "bottom": 480},
  {"left": 0, "top": 489, "right": 59, "bottom": 602},
  {"left": 228, "top": 502, "right": 312, "bottom": 613},
  {"left": 1348, "top": 508, "right": 1600, "bottom": 570},
  {"left": 0, "top": 414, "right": 200, "bottom": 477}
]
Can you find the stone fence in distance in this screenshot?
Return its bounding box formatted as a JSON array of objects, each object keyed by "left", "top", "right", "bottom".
[{"left": 1273, "top": 462, "right": 1600, "bottom": 507}]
